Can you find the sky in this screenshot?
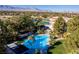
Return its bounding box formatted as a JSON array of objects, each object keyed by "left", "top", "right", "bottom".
[{"left": 13, "top": 5, "right": 79, "bottom": 12}]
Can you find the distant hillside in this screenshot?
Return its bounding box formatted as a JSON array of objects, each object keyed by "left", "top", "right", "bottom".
[{"left": 0, "top": 5, "right": 48, "bottom": 12}]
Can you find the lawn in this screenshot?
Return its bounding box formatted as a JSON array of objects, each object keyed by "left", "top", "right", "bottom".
[{"left": 48, "top": 40, "right": 68, "bottom": 54}]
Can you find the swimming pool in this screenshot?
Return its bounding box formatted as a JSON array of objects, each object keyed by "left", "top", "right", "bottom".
[{"left": 23, "top": 34, "right": 49, "bottom": 53}]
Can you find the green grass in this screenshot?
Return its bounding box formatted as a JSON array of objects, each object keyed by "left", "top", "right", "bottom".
[
  {"left": 49, "top": 40, "right": 67, "bottom": 54},
  {"left": 50, "top": 44, "right": 66, "bottom": 54},
  {"left": 17, "top": 40, "right": 24, "bottom": 45},
  {"left": 48, "top": 39, "right": 78, "bottom": 54}
]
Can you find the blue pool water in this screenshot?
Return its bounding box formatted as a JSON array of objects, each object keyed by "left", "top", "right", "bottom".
[{"left": 23, "top": 34, "right": 49, "bottom": 53}]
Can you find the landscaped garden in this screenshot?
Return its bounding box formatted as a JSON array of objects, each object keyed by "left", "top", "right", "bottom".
[{"left": 0, "top": 11, "right": 79, "bottom": 54}]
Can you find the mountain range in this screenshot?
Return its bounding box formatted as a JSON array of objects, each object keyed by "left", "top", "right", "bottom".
[
  {"left": 0, "top": 5, "right": 78, "bottom": 13},
  {"left": 0, "top": 5, "right": 49, "bottom": 12}
]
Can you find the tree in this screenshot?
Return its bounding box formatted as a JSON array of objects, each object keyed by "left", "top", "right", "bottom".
[
  {"left": 63, "top": 16, "right": 79, "bottom": 53},
  {"left": 0, "top": 19, "right": 7, "bottom": 53},
  {"left": 54, "top": 16, "right": 67, "bottom": 37},
  {"left": 63, "top": 28, "right": 79, "bottom": 53},
  {"left": 67, "top": 16, "right": 79, "bottom": 33},
  {"left": 18, "top": 15, "right": 35, "bottom": 31}
]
